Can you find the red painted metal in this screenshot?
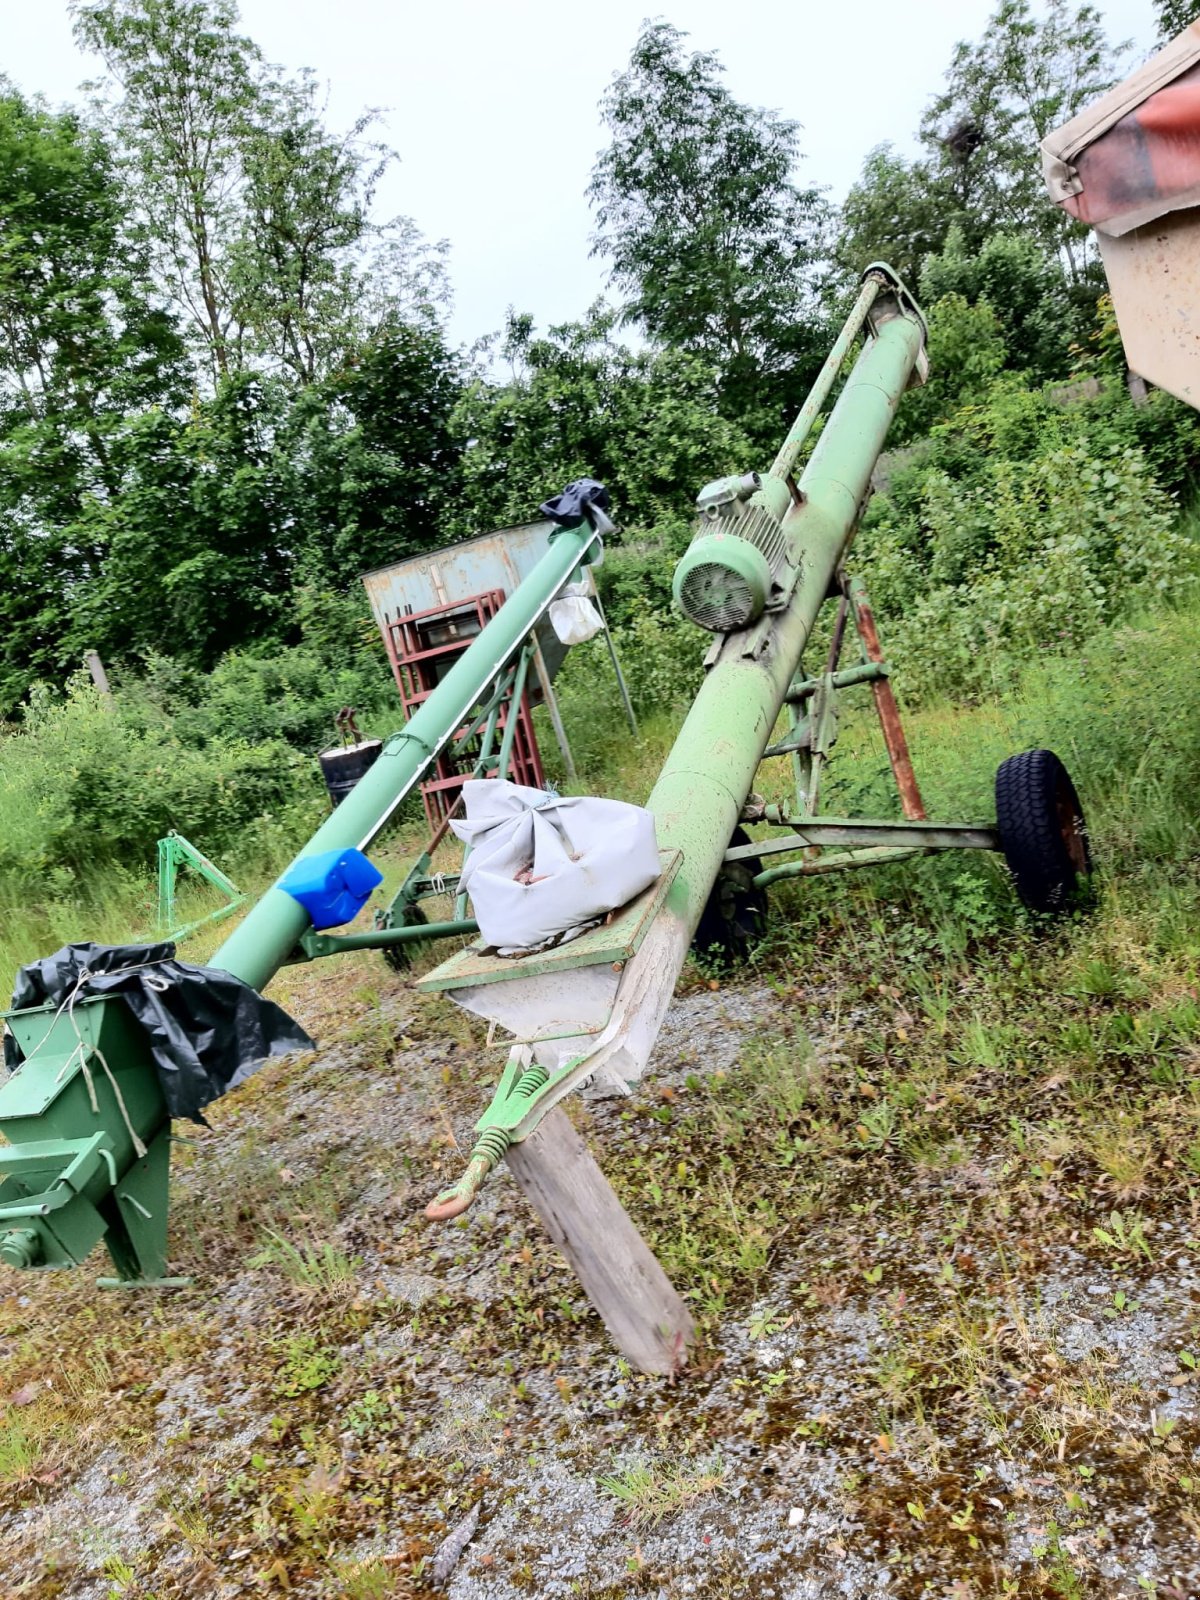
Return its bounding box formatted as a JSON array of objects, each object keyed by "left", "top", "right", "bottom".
[
  {"left": 383, "top": 589, "right": 546, "bottom": 828},
  {"left": 847, "top": 578, "right": 928, "bottom": 823}
]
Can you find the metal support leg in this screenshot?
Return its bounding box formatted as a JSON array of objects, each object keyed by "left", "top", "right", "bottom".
[
  {"left": 530, "top": 635, "right": 578, "bottom": 783},
  {"left": 847, "top": 575, "right": 927, "bottom": 821},
  {"left": 591, "top": 587, "right": 639, "bottom": 737}
]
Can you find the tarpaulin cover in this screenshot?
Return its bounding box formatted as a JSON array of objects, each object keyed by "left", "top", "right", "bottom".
[
  {"left": 538, "top": 478, "right": 610, "bottom": 530},
  {"left": 4, "top": 941, "right": 313, "bottom": 1122},
  {"left": 1042, "top": 21, "right": 1200, "bottom": 234}
]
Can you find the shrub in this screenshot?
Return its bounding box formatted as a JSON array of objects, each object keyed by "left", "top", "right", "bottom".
[
  {"left": 0, "top": 679, "right": 322, "bottom": 907},
  {"left": 860, "top": 434, "right": 1198, "bottom": 703}
]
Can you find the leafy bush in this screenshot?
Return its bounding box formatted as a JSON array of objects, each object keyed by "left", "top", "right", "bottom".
[
  {"left": 862, "top": 404, "right": 1200, "bottom": 702},
  {"left": 0, "top": 679, "right": 322, "bottom": 907},
  {"left": 550, "top": 595, "right": 704, "bottom": 777}
]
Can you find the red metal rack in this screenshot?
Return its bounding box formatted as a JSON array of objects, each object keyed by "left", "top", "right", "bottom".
[{"left": 383, "top": 589, "right": 546, "bottom": 828}]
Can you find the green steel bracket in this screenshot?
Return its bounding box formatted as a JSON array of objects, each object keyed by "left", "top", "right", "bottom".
[
  {"left": 722, "top": 817, "right": 1000, "bottom": 890},
  {"left": 766, "top": 672, "right": 840, "bottom": 761},
  {"left": 784, "top": 661, "right": 888, "bottom": 703},
  {"left": 157, "top": 832, "right": 246, "bottom": 941},
  {"left": 754, "top": 844, "right": 927, "bottom": 889},
  {"left": 726, "top": 818, "right": 1000, "bottom": 858},
  {"left": 295, "top": 918, "right": 478, "bottom": 961}
]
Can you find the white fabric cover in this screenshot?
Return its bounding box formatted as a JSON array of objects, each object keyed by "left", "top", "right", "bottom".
[
  {"left": 549, "top": 581, "right": 604, "bottom": 645},
  {"left": 450, "top": 780, "right": 660, "bottom": 953}
]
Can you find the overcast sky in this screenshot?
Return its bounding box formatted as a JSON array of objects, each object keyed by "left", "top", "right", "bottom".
[{"left": 3, "top": 0, "right": 1161, "bottom": 347}]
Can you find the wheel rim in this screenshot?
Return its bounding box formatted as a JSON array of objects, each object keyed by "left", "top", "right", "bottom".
[{"left": 1054, "top": 774, "right": 1089, "bottom": 876}]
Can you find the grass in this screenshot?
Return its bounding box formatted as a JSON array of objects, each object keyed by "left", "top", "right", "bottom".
[
  {"left": 247, "top": 1229, "right": 363, "bottom": 1300},
  {"left": 599, "top": 1456, "right": 728, "bottom": 1526}
]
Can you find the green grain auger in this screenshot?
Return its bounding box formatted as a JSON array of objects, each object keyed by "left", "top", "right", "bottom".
[{"left": 0, "top": 264, "right": 1094, "bottom": 1293}]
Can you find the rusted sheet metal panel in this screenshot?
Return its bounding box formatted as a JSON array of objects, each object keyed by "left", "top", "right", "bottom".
[{"left": 361, "top": 520, "right": 571, "bottom": 684}]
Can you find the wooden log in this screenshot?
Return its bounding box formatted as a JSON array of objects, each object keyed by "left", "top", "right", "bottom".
[
  {"left": 505, "top": 1107, "right": 694, "bottom": 1376},
  {"left": 84, "top": 650, "right": 113, "bottom": 702}
]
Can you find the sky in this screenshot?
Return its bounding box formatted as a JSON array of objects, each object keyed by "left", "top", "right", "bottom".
[{"left": 2, "top": 0, "right": 1162, "bottom": 348}]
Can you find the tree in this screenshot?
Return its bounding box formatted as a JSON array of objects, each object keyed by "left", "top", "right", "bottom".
[
  {"left": 920, "top": 227, "right": 1079, "bottom": 381},
  {"left": 450, "top": 305, "right": 754, "bottom": 536},
  {"left": 282, "top": 320, "right": 465, "bottom": 587},
  {"left": 73, "top": 0, "right": 446, "bottom": 386},
  {"left": 228, "top": 75, "right": 448, "bottom": 381},
  {"left": 589, "top": 22, "right": 830, "bottom": 428},
  {"left": 0, "top": 85, "right": 183, "bottom": 448},
  {"left": 1153, "top": 1, "right": 1198, "bottom": 44},
  {"left": 0, "top": 84, "right": 186, "bottom": 711},
  {"left": 834, "top": 144, "right": 957, "bottom": 289},
  {"left": 73, "top": 0, "right": 262, "bottom": 382},
  {"left": 920, "top": 0, "right": 1123, "bottom": 279}
]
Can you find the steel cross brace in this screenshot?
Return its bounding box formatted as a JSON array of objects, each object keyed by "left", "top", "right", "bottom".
[
  {"left": 736, "top": 570, "right": 998, "bottom": 888},
  {"left": 156, "top": 832, "right": 246, "bottom": 941}
]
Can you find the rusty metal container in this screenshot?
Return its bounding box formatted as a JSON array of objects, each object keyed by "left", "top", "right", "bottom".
[{"left": 361, "top": 520, "right": 573, "bottom": 696}]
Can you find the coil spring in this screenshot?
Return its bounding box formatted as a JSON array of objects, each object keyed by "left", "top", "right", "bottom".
[
  {"left": 470, "top": 1124, "right": 513, "bottom": 1167},
  {"left": 514, "top": 1062, "right": 549, "bottom": 1100}
]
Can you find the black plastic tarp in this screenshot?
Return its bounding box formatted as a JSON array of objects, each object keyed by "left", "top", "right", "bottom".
[{"left": 4, "top": 941, "right": 314, "bottom": 1122}]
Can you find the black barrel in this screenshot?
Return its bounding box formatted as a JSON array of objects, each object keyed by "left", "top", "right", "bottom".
[{"left": 318, "top": 740, "right": 383, "bottom": 808}]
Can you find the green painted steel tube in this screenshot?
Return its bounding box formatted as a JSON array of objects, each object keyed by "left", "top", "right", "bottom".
[
  {"left": 303, "top": 920, "right": 478, "bottom": 956},
  {"left": 770, "top": 275, "right": 881, "bottom": 483},
  {"left": 754, "top": 845, "right": 926, "bottom": 889},
  {"left": 648, "top": 293, "right": 926, "bottom": 939},
  {"left": 495, "top": 644, "right": 533, "bottom": 783},
  {"left": 211, "top": 525, "right": 600, "bottom": 992}
]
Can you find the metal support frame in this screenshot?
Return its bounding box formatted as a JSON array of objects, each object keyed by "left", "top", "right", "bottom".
[
  {"left": 290, "top": 639, "right": 549, "bottom": 965},
  {"left": 156, "top": 832, "right": 246, "bottom": 941},
  {"left": 730, "top": 568, "right": 994, "bottom": 886}
]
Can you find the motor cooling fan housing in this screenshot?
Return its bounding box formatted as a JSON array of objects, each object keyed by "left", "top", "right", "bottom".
[
  {"left": 673, "top": 534, "right": 774, "bottom": 633},
  {"left": 673, "top": 472, "right": 791, "bottom": 633}
]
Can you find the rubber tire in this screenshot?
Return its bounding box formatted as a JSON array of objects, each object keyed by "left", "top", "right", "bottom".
[
  {"left": 382, "top": 903, "right": 429, "bottom": 972},
  {"left": 692, "top": 827, "right": 769, "bottom": 968},
  {"left": 995, "top": 749, "right": 1092, "bottom": 915}
]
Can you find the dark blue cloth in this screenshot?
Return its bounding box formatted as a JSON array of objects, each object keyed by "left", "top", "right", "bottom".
[{"left": 538, "top": 479, "right": 610, "bottom": 530}]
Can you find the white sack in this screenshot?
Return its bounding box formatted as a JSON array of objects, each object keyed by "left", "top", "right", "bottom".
[
  {"left": 450, "top": 779, "right": 660, "bottom": 952},
  {"left": 549, "top": 582, "right": 604, "bottom": 645}
]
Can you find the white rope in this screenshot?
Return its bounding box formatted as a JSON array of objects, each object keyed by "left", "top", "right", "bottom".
[
  {"left": 89, "top": 1047, "right": 147, "bottom": 1160},
  {"left": 23, "top": 957, "right": 166, "bottom": 1162}
]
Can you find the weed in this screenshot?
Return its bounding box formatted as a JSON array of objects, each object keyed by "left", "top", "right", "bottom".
[
  {"left": 345, "top": 1389, "right": 393, "bottom": 1439},
  {"left": 598, "top": 1456, "right": 727, "bottom": 1526},
  {"left": 1092, "top": 1209, "right": 1154, "bottom": 1261},
  {"left": 332, "top": 1558, "right": 403, "bottom": 1600},
  {"left": 249, "top": 1229, "right": 362, "bottom": 1299},
  {"left": 1031, "top": 1519, "right": 1085, "bottom": 1599},
  {"left": 0, "top": 1410, "right": 43, "bottom": 1483},
  {"left": 272, "top": 1333, "right": 342, "bottom": 1398}
]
